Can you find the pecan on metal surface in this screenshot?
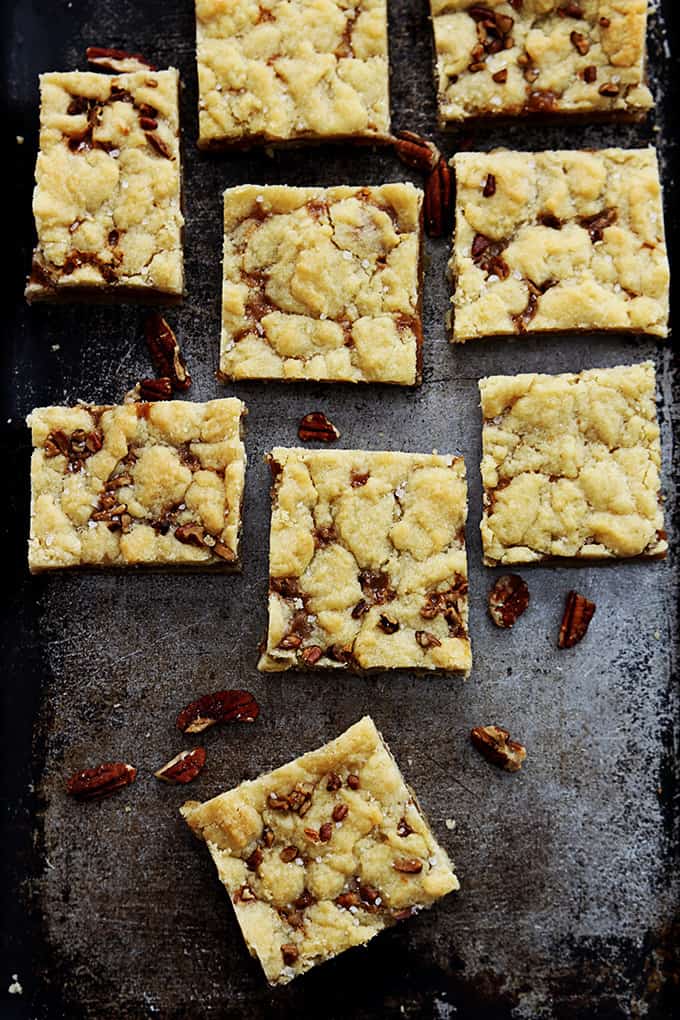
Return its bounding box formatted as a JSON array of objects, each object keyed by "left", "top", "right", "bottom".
[
  {"left": 176, "top": 690, "right": 260, "bottom": 734},
  {"left": 471, "top": 725, "right": 526, "bottom": 772},
  {"left": 66, "top": 762, "right": 137, "bottom": 800},
  {"left": 298, "top": 411, "right": 340, "bottom": 443},
  {"left": 154, "top": 747, "right": 206, "bottom": 784},
  {"left": 558, "top": 591, "right": 596, "bottom": 648}
]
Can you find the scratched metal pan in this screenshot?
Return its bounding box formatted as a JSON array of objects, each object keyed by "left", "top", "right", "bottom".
[{"left": 1, "top": 0, "right": 678, "bottom": 1017}]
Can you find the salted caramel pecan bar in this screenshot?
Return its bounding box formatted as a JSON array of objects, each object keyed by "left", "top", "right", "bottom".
[
  {"left": 258, "top": 447, "right": 471, "bottom": 674},
  {"left": 181, "top": 716, "right": 459, "bottom": 985},
  {"left": 195, "top": 0, "right": 390, "bottom": 149},
  {"left": 26, "top": 70, "right": 184, "bottom": 303},
  {"left": 27, "top": 398, "right": 246, "bottom": 572},
  {"left": 450, "top": 148, "right": 669, "bottom": 342},
  {"left": 430, "top": 0, "right": 653, "bottom": 125},
  {"left": 479, "top": 362, "right": 667, "bottom": 565},
  {"left": 220, "top": 185, "right": 423, "bottom": 385}
]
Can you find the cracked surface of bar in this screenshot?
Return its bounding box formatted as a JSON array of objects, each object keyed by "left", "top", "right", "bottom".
[
  {"left": 181, "top": 716, "right": 459, "bottom": 985},
  {"left": 26, "top": 70, "right": 184, "bottom": 303},
  {"left": 28, "top": 399, "right": 246, "bottom": 572},
  {"left": 220, "top": 184, "right": 423, "bottom": 384},
  {"left": 479, "top": 362, "right": 666, "bottom": 566},
  {"left": 430, "top": 0, "right": 653, "bottom": 125},
  {"left": 195, "top": 0, "right": 390, "bottom": 149},
  {"left": 259, "top": 447, "right": 471, "bottom": 673},
  {"left": 450, "top": 147, "right": 669, "bottom": 342}
]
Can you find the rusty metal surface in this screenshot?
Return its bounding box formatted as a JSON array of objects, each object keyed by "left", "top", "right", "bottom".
[{"left": 1, "top": 1, "right": 679, "bottom": 1017}]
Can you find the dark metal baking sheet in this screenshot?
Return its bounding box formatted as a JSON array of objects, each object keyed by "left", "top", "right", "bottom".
[{"left": 1, "top": 1, "right": 678, "bottom": 1017}]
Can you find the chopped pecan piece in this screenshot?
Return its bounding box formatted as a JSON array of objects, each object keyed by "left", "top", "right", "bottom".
[
  {"left": 558, "top": 1, "right": 583, "bottom": 16},
  {"left": 295, "top": 889, "right": 316, "bottom": 910},
  {"left": 66, "top": 762, "right": 136, "bottom": 800},
  {"left": 492, "top": 68, "right": 508, "bottom": 83},
  {"left": 598, "top": 82, "right": 620, "bottom": 98},
  {"left": 483, "top": 173, "right": 496, "bottom": 198},
  {"left": 570, "top": 30, "right": 590, "bottom": 54},
  {"left": 154, "top": 747, "right": 206, "bottom": 784},
  {"left": 262, "top": 825, "right": 275, "bottom": 848},
  {"left": 138, "top": 377, "right": 173, "bottom": 401},
  {"left": 488, "top": 574, "right": 529, "bottom": 628},
  {"left": 85, "top": 46, "right": 156, "bottom": 73},
  {"left": 360, "top": 884, "right": 380, "bottom": 904},
  {"left": 144, "top": 313, "right": 191, "bottom": 391},
  {"left": 579, "top": 207, "right": 617, "bottom": 243},
  {"left": 336, "top": 891, "right": 361, "bottom": 909},
  {"left": 359, "top": 569, "right": 396, "bottom": 605},
  {"left": 393, "top": 858, "right": 423, "bottom": 874},
  {"left": 350, "top": 470, "right": 369, "bottom": 487},
  {"left": 378, "top": 614, "right": 399, "bottom": 634},
  {"left": 332, "top": 803, "right": 349, "bottom": 822},
  {"left": 471, "top": 725, "right": 526, "bottom": 772},
  {"left": 300, "top": 645, "right": 323, "bottom": 666},
  {"left": 176, "top": 690, "right": 259, "bottom": 733},
  {"left": 326, "top": 772, "right": 342, "bottom": 791},
  {"left": 246, "top": 847, "right": 263, "bottom": 871},
  {"left": 415, "top": 630, "right": 441, "bottom": 650},
  {"left": 145, "top": 131, "right": 173, "bottom": 159},
  {"left": 298, "top": 411, "right": 340, "bottom": 443},
  {"left": 233, "top": 883, "right": 256, "bottom": 903},
  {"left": 280, "top": 845, "right": 299, "bottom": 863},
  {"left": 281, "top": 944, "right": 299, "bottom": 965},
  {"left": 558, "top": 591, "right": 596, "bottom": 648},
  {"left": 393, "top": 130, "right": 440, "bottom": 173},
  {"left": 268, "top": 792, "right": 290, "bottom": 811},
  {"left": 424, "top": 156, "right": 452, "bottom": 238},
  {"left": 582, "top": 65, "right": 597, "bottom": 83},
  {"left": 319, "top": 822, "right": 333, "bottom": 842},
  {"left": 347, "top": 774, "right": 360, "bottom": 790},
  {"left": 397, "top": 817, "right": 414, "bottom": 837}
]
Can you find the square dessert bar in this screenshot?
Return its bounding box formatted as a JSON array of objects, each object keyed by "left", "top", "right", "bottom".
[
  {"left": 195, "top": 0, "right": 390, "bottom": 150},
  {"left": 479, "top": 362, "right": 667, "bottom": 566},
  {"left": 450, "top": 148, "right": 669, "bottom": 342},
  {"left": 181, "top": 716, "right": 459, "bottom": 985},
  {"left": 220, "top": 184, "right": 423, "bottom": 385},
  {"left": 27, "top": 398, "right": 246, "bottom": 572},
  {"left": 258, "top": 447, "right": 471, "bottom": 674},
  {"left": 26, "top": 69, "right": 184, "bottom": 303},
  {"left": 430, "top": 0, "right": 653, "bottom": 125}
]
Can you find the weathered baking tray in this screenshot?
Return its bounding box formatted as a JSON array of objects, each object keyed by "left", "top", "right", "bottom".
[{"left": 1, "top": 1, "right": 678, "bottom": 1017}]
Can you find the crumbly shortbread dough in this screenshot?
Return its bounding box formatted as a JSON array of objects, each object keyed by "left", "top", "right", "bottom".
[
  {"left": 195, "top": 0, "right": 390, "bottom": 148},
  {"left": 451, "top": 148, "right": 669, "bottom": 341},
  {"left": 430, "top": 0, "right": 653, "bottom": 124},
  {"left": 220, "top": 184, "right": 423, "bottom": 384},
  {"left": 479, "top": 362, "right": 667, "bottom": 565},
  {"left": 181, "top": 716, "right": 459, "bottom": 985},
  {"left": 26, "top": 70, "right": 184, "bottom": 303},
  {"left": 258, "top": 447, "right": 471, "bottom": 673},
  {"left": 27, "top": 399, "right": 246, "bottom": 572}
]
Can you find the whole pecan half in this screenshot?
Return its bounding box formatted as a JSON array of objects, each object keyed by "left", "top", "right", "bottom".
[
  {"left": 424, "top": 156, "right": 452, "bottom": 238},
  {"left": 488, "top": 574, "right": 530, "bottom": 628},
  {"left": 393, "top": 130, "right": 440, "bottom": 173},
  {"left": 558, "top": 591, "right": 596, "bottom": 648},
  {"left": 145, "top": 314, "right": 191, "bottom": 391},
  {"left": 176, "top": 690, "right": 260, "bottom": 733},
  {"left": 154, "top": 747, "right": 206, "bottom": 784},
  {"left": 85, "top": 46, "right": 156, "bottom": 73},
  {"left": 298, "top": 412, "right": 340, "bottom": 443},
  {"left": 471, "top": 725, "right": 526, "bottom": 772},
  {"left": 67, "top": 762, "right": 137, "bottom": 800}
]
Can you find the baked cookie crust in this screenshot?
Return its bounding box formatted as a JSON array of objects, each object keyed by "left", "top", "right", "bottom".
[
  {"left": 26, "top": 70, "right": 184, "bottom": 304},
  {"left": 27, "top": 398, "right": 246, "bottom": 572},
  {"left": 258, "top": 447, "right": 471, "bottom": 674},
  {"left": 430, "top": 0, "right": 653, "bottom": 125},
  {"left": 195, "top": 0, "right": 390, "bottom": 149},
  {"left": 479, "top": 362, "right": 667, "bottom": 566},
  {"left": 450, "top": 147, "right": 669, "bottom": 342},
  {"left": 181, "top": 716, "right": 459, "bottom": 985},
  {"left": 220, "top": 184, "right": 424, "bottom": 385}
]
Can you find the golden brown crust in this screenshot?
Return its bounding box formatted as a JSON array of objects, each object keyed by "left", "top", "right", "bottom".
[
  {"left": 181, "top": 716, "right": 459, "bottom": 985},
  {"left": 27, "top": 399, "right": 246, "bottom": 572},
  {"left": 26, "top": 70, "right": 184, "bottom": 303},
  {"left": 220, "top": 185, "right": 423, "bottom": 385},
  {"left": 479, "top": 362, "right": 667, "bottom": 565},
  {"left": 196, "top": 0, "right": 390, "bottom": 148},
  {"left": 258, "top": 447, "right": 471, "bottom": 674},
  {"left": 450, "top": 148, "right": 669, "bottom": 342},
  {"left": 430, "top": 0, "right": 653, "bottom": 124}
]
